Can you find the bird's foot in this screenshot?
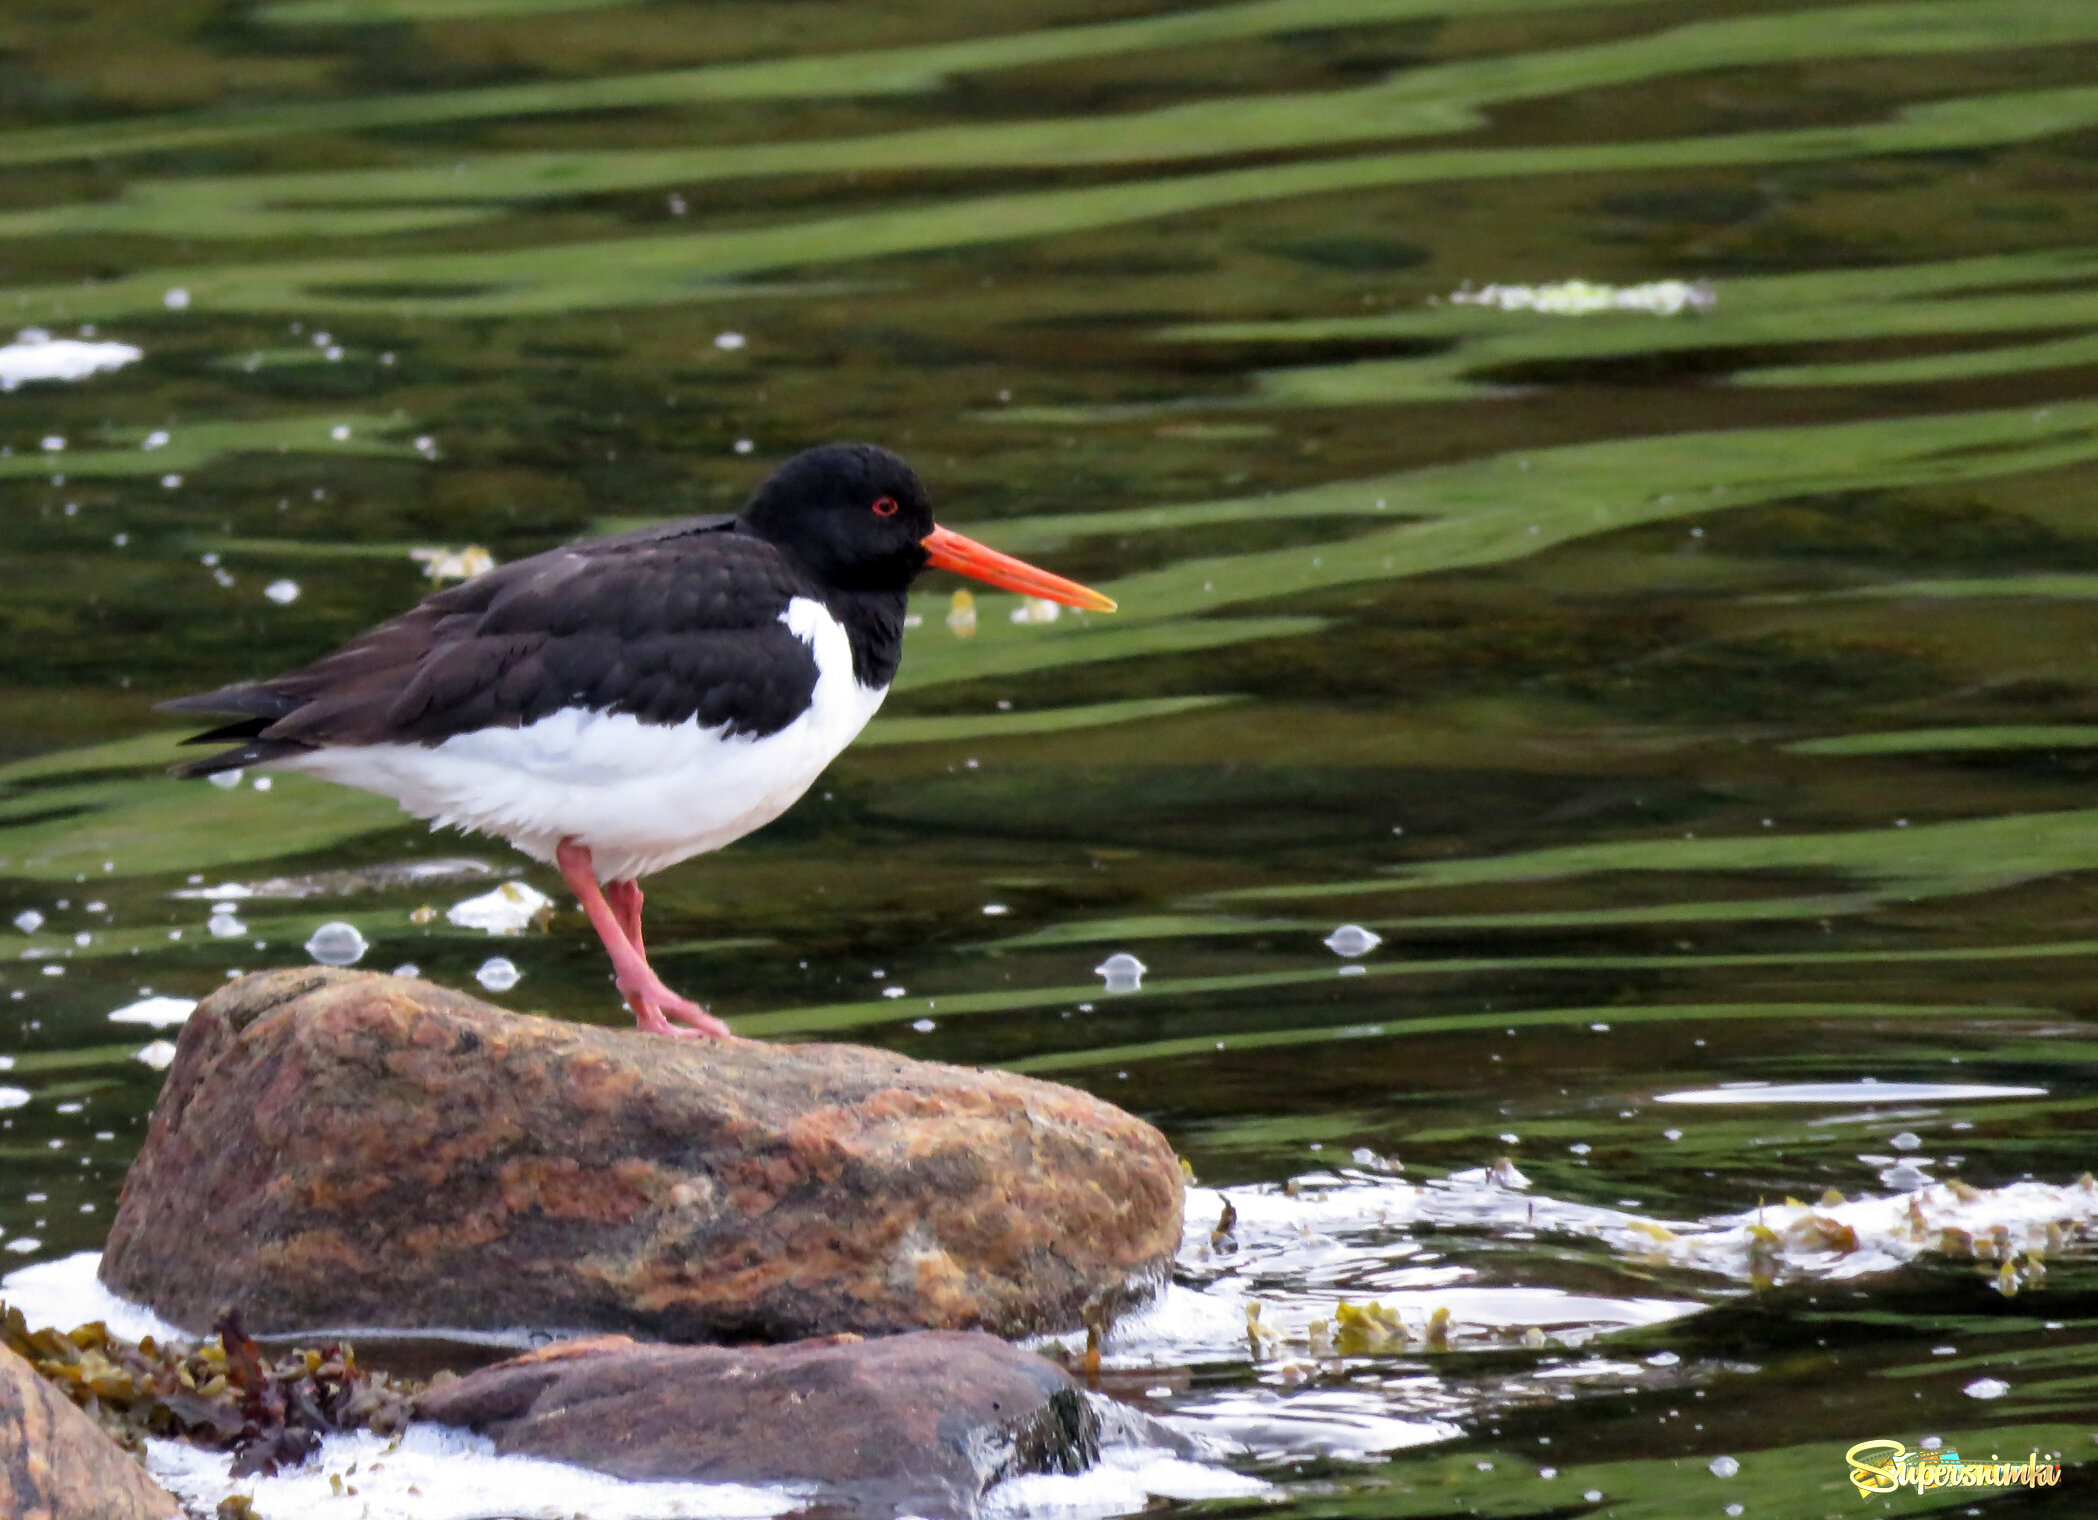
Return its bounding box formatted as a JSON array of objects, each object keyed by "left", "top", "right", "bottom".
[
  {"left": 618, "top": 968, "right": 733, "bottom": 1039},
  {"left": 629, "top": 998, "right": 704, "bottom": 1039}
]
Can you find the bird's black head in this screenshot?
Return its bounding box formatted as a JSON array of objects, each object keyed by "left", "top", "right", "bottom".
[{"left": 738, "top": 443, "right": 935, "bottom": 592}]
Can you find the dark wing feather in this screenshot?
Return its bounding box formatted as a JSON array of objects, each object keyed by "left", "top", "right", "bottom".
[{"left": 161, "top": 517, "right": 825, "bottom": 776}]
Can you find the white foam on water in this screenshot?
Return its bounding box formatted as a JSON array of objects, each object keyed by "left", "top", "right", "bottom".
[
  {"left": 446, "top": 881, "right": 553, "bottom": 934},
  {"left": 107, "top": 995, "right": 197, "bottom": 1028},
  {"left": 147, "top": 1426, "right": 806, "bottom": 1520},
  {"left": 2, "top": 1250, "right": 188, "bottom": 1343},
  {"left": 1655, "top": 1081, "right": 2046, "bottom": 1105},
  {"left": 1644, "top": 1176, "right": 2098, "bottom": 1283},
  {"left": 0, "top": 330, "right": 142, "bottom": 390},
  {"left": 983, "top": 1445, "right": 1271, "bottom": 1518},
  {"left": 1165, "top": 1387, "right": 1459, "bottom": 1462},
  {"left": 1447, "top": 279, "right": 1715, "bottom": 316}
]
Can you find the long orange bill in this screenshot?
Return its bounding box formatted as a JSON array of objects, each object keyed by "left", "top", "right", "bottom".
[{"left": 921, "top": 525, "right": 1117, "bottom": 612}]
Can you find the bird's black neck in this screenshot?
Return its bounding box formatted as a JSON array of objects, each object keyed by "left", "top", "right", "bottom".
[{"left": 824, "top": 586, "right": 908, "bottom": 690}]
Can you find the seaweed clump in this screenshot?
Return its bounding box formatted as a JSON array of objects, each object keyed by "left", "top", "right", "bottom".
[{"left": 1, "top": 1302, "right": 421, "bottom": 1476}]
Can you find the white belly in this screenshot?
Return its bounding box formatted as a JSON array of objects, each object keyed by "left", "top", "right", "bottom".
[{"left": 280, "top": 597, "right": 886, "bottom": 880}]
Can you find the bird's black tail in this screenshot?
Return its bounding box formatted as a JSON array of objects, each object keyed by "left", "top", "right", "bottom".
[{"left": 158, "top": 687, "right": 313, "bottom": 778}]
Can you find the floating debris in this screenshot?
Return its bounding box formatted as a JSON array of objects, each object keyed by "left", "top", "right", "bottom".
[
  {"left": 1323, "top": 924, "right": 1382, "bottom": 958},
  {"left": 1095, "top": 952, "right": 1147, "bottom": 994},
  {"left": 410, "top": 545, "right": 495, "bottom": 583},
  {"left": 945, "top": 589, "right": 978, "bottom": 637},
  {"left": 1484, "top": 1157, "right": 1531, "bottom": 1189},
  {"left": 134, "top": 1041, "right": 178, "bottom": 1071},
  {"left": 445, "top": 881, "right": 553, "bottom": 935},
  {"left": 1709, "top": 1455, "right": 1741, "bottom": 1478},
  {"left": 475, "top": 957, "right": 521, "bottom": 992},
  {"left": 303, "top": 922, "right": 367, "bottom": 967},
  {"left": 1964, "top": 1377, "right": 2010, "bottom": 1400},
  {"left": 1447, "top": 278, "right": 1715, "bottom": 316},
  {"left": 108, "top": 997, "right": 197, "bottom": 1029},
  {"left": 262, "top": 579, "right": 300, "bottom": 605},
  {"left": 714, "top": 331, "right": 747, "bottom": 350},
  {"left": 1010, "top": 596, "right": 1061, "bottom": 625},
  {"left": 0, "top": 329, "right": 142, "bottom": 391},
  {"left": 1, "top": 1303, "right": 419, "bottom": 1474},
  {"left": 0, "top": 1088, "right": 27, "bottom": 1110},
  {"left": 206, "top": 770, "right": 243, "bottom": 790},
  {"left": 13, "top": 909, "right": 44, "bottom": 934}
]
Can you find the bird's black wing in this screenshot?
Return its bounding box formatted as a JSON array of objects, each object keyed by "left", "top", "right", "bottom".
[{"left": 161, "top": 518, "right": 825, "bottom": 777}]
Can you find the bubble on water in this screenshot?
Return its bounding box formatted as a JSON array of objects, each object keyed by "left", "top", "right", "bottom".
[
  {"left": 1584, "top": 1492, "right": 1603, "bottom": 1504},
  {"left": 1323, "top": 924, "right": 1382, "bottom": 958},
  {"left": 305, "top": 921, "right": 368, "bottom": 966},
  {"left": 12, "top": 910, "right": 43, "bottom": 934},
  {"left": 733, "top": 438, "right": 754, "bottom": 455},
  {"left": 163, "top": 287, "right": 190, "bottom": 310},
  {"left": 882, "top": 987, "right": 908, "bottom": 999},
  {"left": 1963, "top": 1377, "right": 2009, "bottom": 1399},
  {"left": 476, "top": 957, "right": 521, "bottom": 992},
  {"left": 40, "top": 435, "right": 64, "bottom": 452},
  {"left": 1890, "top": 1131, "right": 1922, "bottom": 1151},
  {"left": 1725, "top": 1507, "right": 1744, "bottom": 1518},
  {"left": 1096, "top": 952, "right": 1147, "bottom": 994},
  {"left": 1646, "top": 1350, "right": 1680, "bottom": 1367},
  {"left": 263, "top": 579, "right": 300, "bottom": 605},
  {"left": 6, "top": 1238, "right": 40, "bottom": 1255},
  {"left": 1708, "top": 1455, "right": 1739, "bottom": 1478},
  {"left": 0, "top": 1088, "right": 27, "bottom": 1110},
  {"left": 982, "top": 903, "right": 1009, "bottom": 916},
  {"left": 714, "top": 331, "right": 746, "bottom": 350},
  {"left": 912, "top": 1018, "right": 936, "bottom": 1033},
  {"left": 134, "top": 1041, "right": 178, "bottom": 1070},
  {"left": 392, "top": 963, "right": 420, "bottom": 979},
  {"left": 206, "top": 914, "right": 246, "bottom": 938}
]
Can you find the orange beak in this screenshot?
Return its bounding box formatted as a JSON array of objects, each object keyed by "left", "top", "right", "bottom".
[{"left": 922, "top": 525, "right": 1117, "bottom": 612}]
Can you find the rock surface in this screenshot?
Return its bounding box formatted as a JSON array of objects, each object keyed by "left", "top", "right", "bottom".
[
  {"left": 418, "top": 1329, "right": 1097, "bottom": 1518},
  {"left": 0, "top": 1344, "right": 180, "bottom": 1520},
  {"left": 101, "top": 969, "right": 1182, "bottom": 1342}
]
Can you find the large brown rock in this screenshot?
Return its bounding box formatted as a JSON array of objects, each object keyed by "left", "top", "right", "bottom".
[
  {"left": 101, "top": 969, "right": 1181, "bottom": 1342},
  {"left": 0, "top": 1344, "right": 180, "bottom": 1520},
  {"left": 418, "top": 1330, "right": 1097, "bottom": 1518}
]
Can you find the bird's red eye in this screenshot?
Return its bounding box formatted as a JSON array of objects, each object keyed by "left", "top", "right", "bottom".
[{"left": 871, "top": 496, "right": 899, "bottom": 517}]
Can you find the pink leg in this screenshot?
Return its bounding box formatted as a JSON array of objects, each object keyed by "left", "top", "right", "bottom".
[
  {"left": 555, "top": 841, "right": 732, "bottom": 1039},
  {"left": 608, "top": 879, "right": 645, "bottom": 956}
]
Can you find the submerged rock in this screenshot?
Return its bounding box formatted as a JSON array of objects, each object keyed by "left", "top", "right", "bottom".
[
  {"left": 418, "top": 1330, "right": 1096, "bottom": 1519},
  {"left": 0, "top": 1343, "right": 180, "bottom": 1520},
  {"left": 101, "top": 969, "right": 1181, "bottom": 1342}
]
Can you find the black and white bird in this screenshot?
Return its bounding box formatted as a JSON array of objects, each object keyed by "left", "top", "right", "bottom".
[{"left": 162, "top": 444, "right": 1114, "bottom": 1038}]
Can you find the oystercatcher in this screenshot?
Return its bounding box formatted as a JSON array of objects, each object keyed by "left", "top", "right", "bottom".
[{"left": 162, "top": 444, "right": 1114, "bottom": 1037}]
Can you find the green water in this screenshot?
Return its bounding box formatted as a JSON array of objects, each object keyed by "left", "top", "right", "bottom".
[{"left": 5, "top": 0, "right": 2098, "bottom": 1511}]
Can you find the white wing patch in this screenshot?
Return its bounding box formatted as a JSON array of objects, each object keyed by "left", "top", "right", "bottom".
[{"left": 282, "top": 596, "right": 887, "bottom": 879}]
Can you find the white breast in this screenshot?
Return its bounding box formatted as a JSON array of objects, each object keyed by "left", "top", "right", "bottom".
[{"left": 281, "top": 597, "right": 887, "bottom": 880}]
